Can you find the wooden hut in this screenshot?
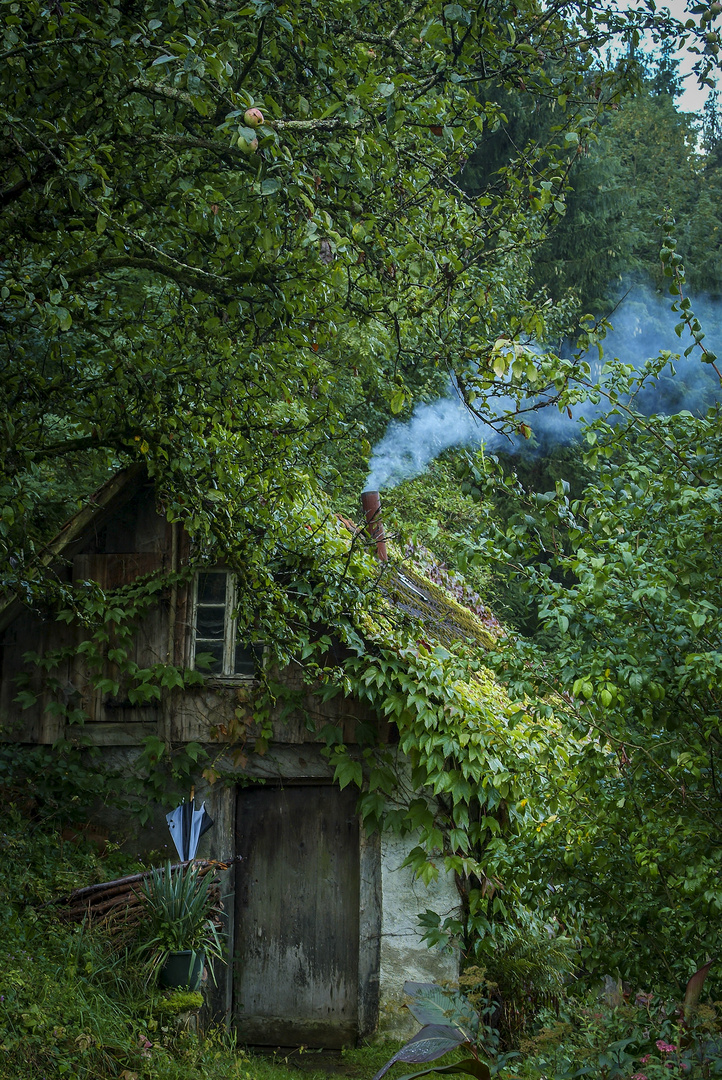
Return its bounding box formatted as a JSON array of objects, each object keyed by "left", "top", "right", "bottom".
[{"left": 0, "top": 465, "right": 503, "bottom": 1045}]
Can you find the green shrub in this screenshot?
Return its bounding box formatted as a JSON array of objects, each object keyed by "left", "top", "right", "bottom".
[
  {"left": 498, "top": 995, "right": 722, "bottom": 1079},
  {"left": 459, "top": 912, "right": 576, "bottom": 1048}
]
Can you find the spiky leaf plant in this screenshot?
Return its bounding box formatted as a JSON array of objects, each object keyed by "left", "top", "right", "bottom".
[{"left": 139, "top": 862, "right": 225, "bottom": 977}]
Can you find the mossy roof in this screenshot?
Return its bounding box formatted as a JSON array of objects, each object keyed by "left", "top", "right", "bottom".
[
  {"left": 385, "top": 563, "right": 497, "bottom": 650},
  {"left": 336, "top": 512, "right": 502, "bottom": 654}
]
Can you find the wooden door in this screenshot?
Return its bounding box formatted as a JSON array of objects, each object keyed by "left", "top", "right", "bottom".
[{"left": 234, "top": 785, "right": 360, "bottom": 1047}]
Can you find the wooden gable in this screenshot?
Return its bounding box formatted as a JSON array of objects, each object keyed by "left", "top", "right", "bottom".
[{"left": 0, "top": 471, "right": 382, "bottom": 750}]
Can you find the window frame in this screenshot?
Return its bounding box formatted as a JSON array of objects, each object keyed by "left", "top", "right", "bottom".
[{"left": 191, "top": 569, "right": 260, "bottom": 682}]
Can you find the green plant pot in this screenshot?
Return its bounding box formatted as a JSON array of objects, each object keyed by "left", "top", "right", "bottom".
[{"left": 159, "top": 950, "right": 205, "bottom": 991}]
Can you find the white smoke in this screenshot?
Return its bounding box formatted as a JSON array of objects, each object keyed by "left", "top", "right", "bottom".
[
  {"left": 365, "top": 284, "right": 722, "bottom": 490},
  {"left": 366, "top": 389, "right": 495, "bottom": 491}
]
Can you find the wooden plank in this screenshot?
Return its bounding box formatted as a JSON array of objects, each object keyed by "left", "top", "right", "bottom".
[
  {"left": 72, "top": 553, "right": 163, "bottom": 589},
  {"left": 0, "top": 612, "right": 67, "bottom": 743},
  {"left": 72, "top": 554, "right": 166, "bottom": 723},
  {"left": 234, "top": 785, "right": 360, "bottom": 1047},
  {"left": 170, "top": 686, "right": 238, "bottom": 742},
  {"left": 64, "top": 721, "right": 158, "bottom": 746},
  {"left": 173, "top": 529, "right": 192, "bottom": 668}
]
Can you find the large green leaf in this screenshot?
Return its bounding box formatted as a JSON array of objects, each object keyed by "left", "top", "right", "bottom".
[
  {"left": 395, "top": 1056, "right": 491, "bottom": 1080},
  {"left": 403, "top": 982, "right": 478, "bottom": 1039},
  {"left": 371, "top": 1025, "right": 469, "bottom": 1080}
]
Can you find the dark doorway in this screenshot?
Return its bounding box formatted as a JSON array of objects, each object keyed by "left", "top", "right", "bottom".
[{"left": 234, "top": 784, "right": 360, "bottom": 1047}]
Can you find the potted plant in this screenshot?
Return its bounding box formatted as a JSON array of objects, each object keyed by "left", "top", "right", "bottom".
[{"left": 140, "top": 861, "right": 225, "bottom": 991}]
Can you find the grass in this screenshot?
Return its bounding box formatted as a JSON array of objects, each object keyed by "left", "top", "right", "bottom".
[{"left": 230, "top": 1044, "right": 403, "bottom": 1080}]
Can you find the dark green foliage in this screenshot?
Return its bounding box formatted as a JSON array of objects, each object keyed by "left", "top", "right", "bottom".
[
  {"left": 0, "top": 813, "right": 143, "bottom": 1077},
  {"left": 503, "top": 996, "right": 722, "bottom": 1079},
  {"left": 455, "top": 239, "right": 722, "bottom": 993},
  {"left": 459, "top": 442, "right": 592, "bottom": 637},
  {"left": 381, "top": 455, "right": 493, "bottom": 595},
  {"left": 532, "top": 52, "right": 722, "bottom": 314},
  {"left": 463, "top": 914, "right": 576, "bottom": 1047},
  {"left": 0, "top": 742, "right": 113, "bottom": 831},
  {"left": 2, "top": 0, "right": 712, "bottom": 585}
]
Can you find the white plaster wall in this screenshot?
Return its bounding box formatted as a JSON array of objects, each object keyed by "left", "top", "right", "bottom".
[{"left": 378, "top": 831, "right": 459, "bottom": 1039}]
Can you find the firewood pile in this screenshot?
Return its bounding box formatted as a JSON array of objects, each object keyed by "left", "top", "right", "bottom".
[{"left": 51, "top": 858, "right": 237, "bottom": 944}]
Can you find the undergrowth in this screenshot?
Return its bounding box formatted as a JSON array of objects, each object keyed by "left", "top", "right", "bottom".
[
  {"left": 0, "top": 809, "right": 239, "bottom": 1080},
  {"left": 0, "top": 808, "right": 398, "bottom": 1080},
  {"left": 3, "top": 809, "right": 722, "bottom": 1080},
  {"left": 494, "top": 996, "right": 722, "bottom": 1079}
]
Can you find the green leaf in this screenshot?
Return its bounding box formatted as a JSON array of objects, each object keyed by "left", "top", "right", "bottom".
[
  {"left": 15, "top": 690, "right": 38, "bottom": 710},
  {"left": 404, "top": 984, "right": 478, "bottom": 1039},
  {"left": 333, "top": 756, "right": 362, "bottom": 790},
  {"left": 396, "top": 1059, "right": 490, "bottom": 1080},
  {"left": 444, "top": 4, "right": 471, "bottom": 25},
  {"left": 390, "top": 389, "right": 406, "bottom": 414}
]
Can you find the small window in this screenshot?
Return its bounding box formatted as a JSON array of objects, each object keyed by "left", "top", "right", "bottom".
[{"left": 193, "top": 570, "right": 262, "bottom": 679}]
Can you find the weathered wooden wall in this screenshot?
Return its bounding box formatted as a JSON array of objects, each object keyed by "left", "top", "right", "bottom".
[
  {"left": 0, "top": 477, "right": 381, "bottom": 751},
  {"left": 0, "top": 481, "right": 173, "bottom": 743}
]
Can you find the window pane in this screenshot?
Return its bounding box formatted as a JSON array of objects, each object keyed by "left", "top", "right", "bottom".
[
  {"left": 197, "top": 572, "right": 227, "bottom": 605},
  {"left": 194, "top": 640, "right": 224, "bottom": 673},
  {"left": 234, "top": 642, "right": 263, "bottom": 677},
  {"left": 196, "top": 606, "right": 226, "bottom": 639}
]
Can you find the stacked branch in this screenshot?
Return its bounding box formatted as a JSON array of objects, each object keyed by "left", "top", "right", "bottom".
[{"left": 52, "top": 858, "right": 238, "bottom": 944}]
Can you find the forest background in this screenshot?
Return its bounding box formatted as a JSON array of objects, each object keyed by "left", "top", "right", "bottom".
[{"left": 2, "top": 1, "right": 722, "bottom": 1074}]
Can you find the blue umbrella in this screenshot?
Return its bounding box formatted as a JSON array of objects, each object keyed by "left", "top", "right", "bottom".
[{"left": 166, "top": 794, "right": 214, "bottom": 860}]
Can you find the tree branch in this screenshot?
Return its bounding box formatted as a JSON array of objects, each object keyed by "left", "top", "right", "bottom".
[
  {"left": 127, "top": 77, "right": 198, "bottom": 109},
  {"left": 0, "top": 36, "right": 80, "bottom": 62},
  {"left": 269, "top": 116, "right": 372, "bottom": 132},
  {"left": 0, "top": 153, "right": 56, "bottom": 209},
  {"left": 140, "top": 132, "right": 254, "bottom": 165},
  {"left": 14, "top": 120, "right": 236, "bottom": 287},
  {"left": 234, "top": 15, "right": 266, "bottom": 91},
  {"left": 63, "top": 255, "right": 255, "bottom": 300},
  {"left": 339, "top": 29, "right": 417, "bottom": 66}
]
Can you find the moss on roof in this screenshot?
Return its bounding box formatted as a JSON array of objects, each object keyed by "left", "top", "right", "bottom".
[
  {"left": 385, "top": 563, "right": 497, "bottom": 650},
  {"left": 336, "top": 511, "right": 502, "bottom": 653}
]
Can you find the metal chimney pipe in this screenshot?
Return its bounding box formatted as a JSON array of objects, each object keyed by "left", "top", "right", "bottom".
[{"left": 361, "top": 490, "right": 388, "bottom": 562}]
